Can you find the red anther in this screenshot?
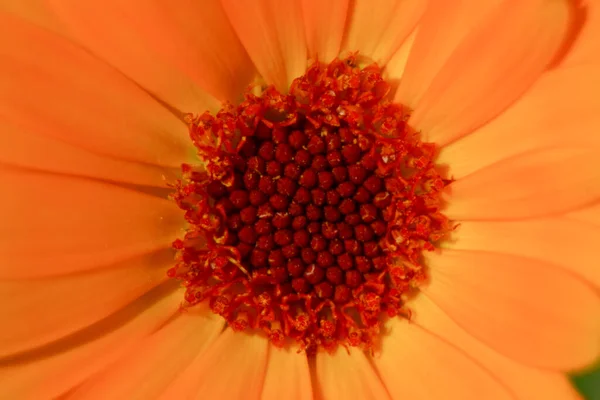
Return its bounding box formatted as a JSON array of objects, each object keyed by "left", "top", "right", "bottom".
[
  {"left": 228, "top": 214, "right": 243, "bottom": 231},
  {"left": 230, "top": 190, "right": 249, "bottom": 209},
  {"left": 373, "top": 192, "right": 392, "bottom": 208},
  {"left": 258, "top": 141, "right": 275, "bottom": 160},
  {"left": 247, "top": 156, "right": 266, "bottom": 174},
  {"left": 310, "top": 234, "right": 327, "bottom": 252},
  {"left": 355, "top": 256, "right": 372, "bottom": 273},
  {"left": 238, "top": 226, "right": 257, "bottom": 244},
  {"left": 288, "top": 202, "right": 304, "bottom": 217},
  {"left": 294, "top": 230, "right": 310, "bottom": 247},
  {"left": 249, "top": 190, "right": 268, "bottom": 206},
  {"left": 334, "top": 285, "right": 351, "bottom": 304},
  {"left": 348, "top": 165, "right": 367, "bottom": 185},
  {"left": 282, "top": 244, "right": 300, "bottom": 258},
  {"left": 292, "top": 216, "right": 308, "bottom": 230},
  {"left": 268, "top": 249, "right": 286, "bottom": 268},
  {"left": 276, "top": 177, "right": 297, "bottom": 197},
  {"left": 292, "top": 277, "right": 311, "bottom": 293},
  {"left": 284, "top": 163, "right": 302, "bottom": 179},
  {"left": 307, "top": 135, "right": 326, "bottom": 154},
  {"left": 266, "top": 160, "right": 282, "bottom": 177},
  {"left": 344, "top": 239, "right": 362, "bottom": 255},
  {"left": 364, "top": 176, "right": 383, "bottom": 194},
  {"left": 307, "top": 222, "right": 321, "bottom": 234},
  {"left": 294, "top": 187, "right": 312, "bottom": 204},
  {"left": 311, "top": 154, "right": 328, "bottom": 171},
  {"left": 287, "top": 258, "right": 305, "bottom": 277},
  {"left": 328, "top": 239, "right": 344, "bottom": 255},
  {"left": 326, "top": 134, "right": 342, "bottom": 151},
  {"left": 269, "top": 194, "right": 289, "bottom": 211},
  {"left": 361, "top": 154, "right": 378, "bottom": 171},
  {"left": 345, "top": 270, "right": 362, "bottom": 288},
  {"left": 275, "top": 143, "right": 294, "bottom": 164},
  {"left": 360, "top": 204, "right": 378, "bottom": 223},
  {"left": 331, "top": 166, "right": 348, "bottom": 183},
  {"left": 339, "top": 198, "right": 356, "bottom": 215},
  {"left": 311, "top": 188, "right": 326, "bottom": 206},
  {"left": 206, "top": 181, "right": 228, "bottom": 198},
  {"left": 272, "top": 128, "right": 287, "bottom": 144},
  {"left": 216, "top": 197, "right": 235, "bottom": 213},
  {"left": 355, "top": 224, "right": 374, "bottom": 241},
  {"left": 289, "top": 130, "right": 308, "bottom": 149},
  {"left": 315, "top": 282, "right": 334, "bottom": 299},
  {"left": 317, "top": 171, "right": 335, "bottom": 190},
  {"left": 324, "top": 206, "right": 342, "bottom": 222},
  {"left": 344, "top": 213, "right": 362, "bottom": 226},
  {"left": 353, "top": 186, "right": 371, "bottom": 203},
  {"left": 373, "top": 256, "right": 387, "bottom": 271},
  {"left": 326, "top": 150, "right": 343, "bottom": 167},
  {"left": 304, "top": 264, "right": 325, "bottom": 284},
  {"left": 317, "top": 251, "right": 335, "bottom": 268},
  {"left": 337, "top": 181, "right": 356, "bottom": 197},
  {"left": 301, "top": 247, "right": 317, "bottom": 264},
  {"left": 274, "top": 230, "right": 293, "bottom": 246},
  {"left": 337, "top": 222, "right": 354, "bottom": 239},
  {"left": 257, "top": 203, "right": 274, "bottom": 219},
  {"left": 321, "top": 221, "right": 338, "bottom": 239},
  {"left": 271, "top": 266, "right": 289, "bottom": 283},
  {"left": 272, "top": 213, "right": 292, "bottom": 229},
  {"left": 326, "top": 190, "right": 341, "bottom": 205},
  {"left": 295, "top": 149, "right": 312, "bottom": 167},
  {"left": 240, "top": 138, "right": 257, "bottom": 157},
  {"left": 256, "top": 234, "right": 275, "bottom": 251},
  {"left": 299, "top": 169, "right": 318, "bottom": 188},
  {"left": 371, "top": 220, "right": 387, "bottom": 236},
  {"left": 258, "top": 176, "right": 276, "bottom": 195},
  {"left": 363, "top": 241, "right": 380, "bottom": 257},
  {"left": 238, "top": 206, "right": 258, "bottom": 226},
  {"left": 238, "top": 243, "right": 253, "bottom": 258},
  {"left": 326, "top": 266, "right": 343, "bottom": 284},
  {"left": 341, "top": 144, "right": 361, "bottom": 164},
  {"left": 306, "top": 204, "right": 323, "bottom": 221},
  {"left": 251, "top": 249, "right": 268, "bottom": 267},
  {"left": 337, "top": 254, "right": 354, "bottom": 272}
]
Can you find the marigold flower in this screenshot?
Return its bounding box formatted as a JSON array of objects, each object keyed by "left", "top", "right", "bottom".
[{"left": 0, "top": 0, "right": 598, "bottom": 399}]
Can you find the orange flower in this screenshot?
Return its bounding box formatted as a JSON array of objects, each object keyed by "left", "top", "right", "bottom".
[{"left": 0, "top": 1, "right": 598, "bottom": 399}]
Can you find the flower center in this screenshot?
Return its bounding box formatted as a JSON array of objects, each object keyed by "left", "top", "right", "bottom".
[{"left": 169, "top": 56, "right": 451, "bottom": 352}]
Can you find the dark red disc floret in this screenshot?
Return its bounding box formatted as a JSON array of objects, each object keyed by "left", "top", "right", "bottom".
[{"left": 170, "top": 55, "right": 452, "bottom": 353}]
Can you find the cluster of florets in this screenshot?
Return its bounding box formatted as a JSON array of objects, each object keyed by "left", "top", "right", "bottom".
[{"left": 170, "top": 56, "right": 451, "bottom": 352}]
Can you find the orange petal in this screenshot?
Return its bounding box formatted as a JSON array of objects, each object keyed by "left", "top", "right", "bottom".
[
  {"left": 0, "top": 12, "right": 192, "bottom": 168},
  {"left": 0, "top": 120, "right": 177, "bottom": 188},
  {"left": 46, "top": 0, "right": 254, "bottom": 111},
  {"left": 261, "top": 344, "right": 312, "bottom": 400},
  {"left": 315, "top": 348, "right": 390, "bottom": 400},
  {"left": 567, "top": 202, "right": 600, "bottom": 226},
  {"left": 0, "top": 249, "right": 172, "bottom": 358},
  {"left": 375, "top": 319, "right": 513, "bottom": 399},
  {"left": 423, "top": 249, "right": 600, "bottom": 370},
  {"left": 341, "top": 0, "right": 426, "bottom": 65},
  {"left": 445, "top": 147, "right": 600, "bottom": 220},
  {"left": 395, "top": 0, "right": 501, "bottom": 108},
  {"left": 562, "top": 0, "right": 600, "bottom": 66},
  {"left": 446, "top": 219, "right": 600, "bottom": 290},
  {"left": 162, "top": 329, "right": 269, "bottom": 399},
  {"left": 0, "top": 0, "right": 64, "bottom": 33},
  {"left": 221, "top": 0, "right": 307, "bottom": 91},
  {"left": 66, "top": 308, "right": 224, "bottom": 399},
  {"left": 385, "top": 30, "right": 417, "bottom": 89},
  {"left": 410, "top": 295, "right": 583, "bottom": 400},
  {"left": 407, "top": 0, "right": 571, "bottom": 145},
  {"left": 0, "top": 169, "right": 182, "bottom": 278},
  {"left": 0, "top": 285, "right": 182, "bottom": 400},
  {"left": 438, "top": 64, "right": 600, "bottom": 179},
  {"left": 301, "top": 0, "right": 349, "bottom": 62}
]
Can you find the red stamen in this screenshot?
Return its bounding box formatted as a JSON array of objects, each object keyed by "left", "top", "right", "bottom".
[{"left": 169, "top": 55, "right": 452, "bottom": 353}]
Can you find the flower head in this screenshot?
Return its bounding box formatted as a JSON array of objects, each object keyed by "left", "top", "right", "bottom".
[{"left": 0, "top": 0, "right": 599, "bottom": 399}]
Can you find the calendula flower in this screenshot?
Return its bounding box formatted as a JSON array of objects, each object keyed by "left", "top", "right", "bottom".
[{"left": 1, "top": 0, "right": 599, "bottom": 399}]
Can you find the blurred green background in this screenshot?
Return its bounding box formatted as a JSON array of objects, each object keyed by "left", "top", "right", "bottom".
[{"left": 573, "top": 363, "right": 600, "bottom": 400}]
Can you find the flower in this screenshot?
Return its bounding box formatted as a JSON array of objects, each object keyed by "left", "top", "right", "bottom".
[{"left": 0, "top": 0, "right": 598, "bottom": 399}]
